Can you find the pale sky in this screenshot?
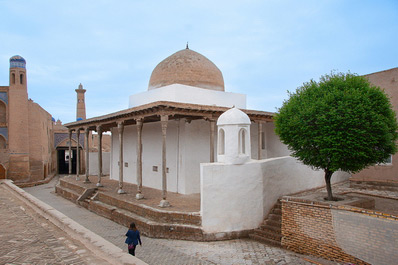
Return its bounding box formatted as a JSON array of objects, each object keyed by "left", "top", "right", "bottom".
[{"left": 0, "top": 0, "right": 397, "bottom": 123}]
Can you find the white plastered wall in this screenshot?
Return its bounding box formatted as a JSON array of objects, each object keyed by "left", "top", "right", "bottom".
[
  {"left": 249, "top": 122, "right": 290, "bottom": 160},
  {"left": 88, "top": 152, "right": 110, "bottom": 175},
  {"left": 129, "top": 84, "right": 246, "bottom": 109},
  {"left": 109, "top": 118, "right": 218, "bottom": 194},
  {"left": 200, "top": 156, "right": 350, "bottom": 233},
  {"left": 110, "top": 121, "right": 179, "bottom": 192},
  {"left": 201, "top": 161, "right": 264, "bottom": 233},
  {"left": 109, "top": 119, "right": 286, "bottom": 195},
  {"left": 263, "top": 122, "right": 290, "bottom": 158}
]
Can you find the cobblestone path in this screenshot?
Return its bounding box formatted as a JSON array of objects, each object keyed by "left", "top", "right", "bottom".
[
  {"left": 24, "top": 176, "right": 338, "bottom": 265},
  {"left": 0, "top": 184, "right": 110, "bottom": 265}
]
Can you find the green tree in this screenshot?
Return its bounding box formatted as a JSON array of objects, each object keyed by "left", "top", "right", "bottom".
[{"left": 274, "top": 72, "right": 398, "bottom": 201}]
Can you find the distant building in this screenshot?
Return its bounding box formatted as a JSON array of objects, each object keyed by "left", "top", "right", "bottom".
[
  {"left": 0, "top": 56, "right": 110, "bottom": 183},
  {"left": 352, "top": 67, "right": 398, "bottom": 185},
  {"left": 0, "top": 56, "right": 54, "bottom": 182}
]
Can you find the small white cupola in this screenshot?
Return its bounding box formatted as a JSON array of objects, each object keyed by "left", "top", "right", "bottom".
[{"left": 217, "top": 107, "right": 251, "bottom": 164}]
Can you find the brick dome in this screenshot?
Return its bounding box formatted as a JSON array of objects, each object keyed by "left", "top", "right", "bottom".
[{"left": 148, "top": 48, "right": 224, "bottom": 91}]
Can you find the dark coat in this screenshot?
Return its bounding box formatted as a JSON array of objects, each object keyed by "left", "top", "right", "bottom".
[{"left": 125, "top": 229, "right": 142, "bottom": 246}]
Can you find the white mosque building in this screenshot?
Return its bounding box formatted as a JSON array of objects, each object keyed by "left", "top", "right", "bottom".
[{"left": 65, "top": 47, "right": 349, "bottom": 233}]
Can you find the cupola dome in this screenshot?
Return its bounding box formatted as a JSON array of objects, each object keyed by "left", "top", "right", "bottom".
[
  {"left": 217, "top": 107, "right": 251, "bottom": 164},
  {"left": 148, "top": 48, "right": 224, "bottom": 91},
  {"left": 10, "top": 55, "right": 26, "bottom": 69},
  {"left": 217, "top": 107, "right": 251, "bottom": 126}
]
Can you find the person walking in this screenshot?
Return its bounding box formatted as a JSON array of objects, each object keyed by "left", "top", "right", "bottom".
[{"left": 125, "top": 222, "right": 142, "bottom": 256}]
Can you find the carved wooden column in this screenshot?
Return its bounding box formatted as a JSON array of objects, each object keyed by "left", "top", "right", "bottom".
[
  {"left": 159, "top": 115, "right": 170, "bottom": 207},
  {"left": 84, "top": 127, "right": 90, "bottom": 183},
  {"left": 258, "top": 122, "right": 263, "bottom": 160},
  {"left": 209, "top": 119, "right": 216, "bottom": 162},
  {"left": 76, "top": 129, "right": 80, "bottom": 180},
  {"left": 96, "top": 125, "right": 103, "bottom": 187},
  {"left": 68, "top": 129, "right": 72, "bottom": 176},
  {"left": 117, "top": 121, "right": 125, "bottom": 194},
  {"left": 136, "top": 119, "right": 144, "bottom": 199}
]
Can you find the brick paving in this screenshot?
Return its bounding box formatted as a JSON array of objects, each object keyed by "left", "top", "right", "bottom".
[
  {"left": 23, "top": 176, "right": 340, "bottom": 265},
  {"left": 0, "top": 184, "right": 110, "bottom": 265},
  {"left": 298, "top": 180, "right": 398, "bottom": 199},
  {"left": 295, "top": 180, "right": 398, "bottom": 215}
]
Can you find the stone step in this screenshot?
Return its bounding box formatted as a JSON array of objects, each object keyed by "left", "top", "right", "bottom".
[
  {"left": 251, "top": 228, "right": 282, "bottom": 241},
  {"left": 55, "top": 184, "right": 80, "bottom": 202},
  {"left": 271, "top": 207, "right": 282, "bottom": 215},
  {"left": 267, "top": 213, "right": 281, "bottom": 222},
  {"left": 56, "top": 182, "right": 201, "bottom": 226},
  {"left": 59, "top": 178, "right": 87, "bottom": 194},
  {"left": 264, "top": 218, "right": 281, "bottom": 228},
  {"left": 87, "top": 200, "right": 205, "bottom": 241},
  {"left": 250, "top": 199, "right": 283, "bottom": 246},
  {"left": 260, "top": 224, "right": 281, "bottom": 233},
  {"left": 249, "top": 234, "right": 281, "bottom": 247},
  {"left": 94, "top": 189, "right": 201, "bottom": 226}
]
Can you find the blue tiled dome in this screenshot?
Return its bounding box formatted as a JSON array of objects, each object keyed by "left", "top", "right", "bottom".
[
  {"left": 10, "top": 55, "right": 26, "bottom": 69},
  {"left": 76, "top": 117, "right": 83, "bottom": 121}
]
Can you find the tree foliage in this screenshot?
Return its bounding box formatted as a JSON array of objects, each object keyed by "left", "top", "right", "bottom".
[{"left": 274, "top": 72, "right": 398, "bottom": 200}]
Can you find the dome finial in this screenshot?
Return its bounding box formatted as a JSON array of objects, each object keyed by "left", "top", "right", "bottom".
[{"left": 186, "top": 42, "right": 189, "bottom": 49}]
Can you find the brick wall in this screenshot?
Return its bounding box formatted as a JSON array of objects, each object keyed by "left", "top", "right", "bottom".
[{"left": 281, "top": 196, "right": 398, "bottom": 265}]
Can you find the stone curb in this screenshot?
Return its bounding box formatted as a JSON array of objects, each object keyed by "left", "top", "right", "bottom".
[{"left": 1, "top": 179, "right": 148, "bottom": 265}]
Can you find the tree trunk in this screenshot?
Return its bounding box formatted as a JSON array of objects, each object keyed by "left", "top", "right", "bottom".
[{"left": 324, "top": 169, "right": 334, "bottom": 201}]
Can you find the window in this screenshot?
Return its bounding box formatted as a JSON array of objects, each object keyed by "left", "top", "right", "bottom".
[
  {"left": 11, "top": 73, "right": 15, "bottom": 84},
  {"left": 239, "top": 128, "right": 247, "bottom": 154},
  {"left": 0, "top": 101, "right": 6, "bottom": 123},
  {"left": 0, "top": 135, "right": 6, "bottom": 149},
  {"left": 20, "top": 74, "right": 24, "bottom": 85},
  {"left": 218, "top": 129, "right": 225, "bottom": 155}
]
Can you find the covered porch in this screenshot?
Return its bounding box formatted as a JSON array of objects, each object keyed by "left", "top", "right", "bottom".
[{"left": 64, "top": 101, "right": 273, "bottom": 208}]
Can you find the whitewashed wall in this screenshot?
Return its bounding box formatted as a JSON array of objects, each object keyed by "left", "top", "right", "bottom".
[
  {"left": 109, "top": 119, "right": 292, "bottom": 195},
  {"left": 264, "top": 122, "right": 290, "bottom": 158},
  {"left": 110, "top": 119, "right": 218, "bottom": 194},
  {"left": 201, "top": 161, "right": 264, "bottom": 233},
  {"left": 111, "top": 121, "right": 178, "bottom": 192},
  {"left": 249, "top": 122, "right": 290, "bottom": 160},
  {"left": 129, "top": 84, "right": 246, "bottom": 109},
  {"left": 88, "top": 152, "right": 110, "bottom": 175},
  {"left": 200, "top": 156, "right": 350, "bottom": 233}
]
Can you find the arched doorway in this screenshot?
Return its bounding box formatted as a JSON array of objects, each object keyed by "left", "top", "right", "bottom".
[
  {"left": 0, "top": 164, "right": 6, "bottom": 179},
  {"left": 0, "top": 135, "right": 6, "bottom": 149},
  {"left": 57, "top": 148, "right": 77, "bottom": 174},
  {"left": 0, "top": 101, "right": 6, "bottom": 124}
]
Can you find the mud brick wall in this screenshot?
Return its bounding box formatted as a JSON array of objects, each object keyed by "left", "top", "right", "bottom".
[{"left": 281, "top": 197, "right": 398, "bottom": 265}]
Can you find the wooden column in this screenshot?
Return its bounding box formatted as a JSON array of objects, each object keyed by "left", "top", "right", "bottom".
[
  {"left": 159, "top": 115, "right": 170, "bottom": 207},
  {"left": 96, "top": 125, "right": 103, "bottom": 187},
  {"left": 117, "top": 121, "right": 125, "bottom": 194},
  {"left": 136, "top": 119, "right": 144, "bottom": 199},
  {"left": 210, "top": 119, "right": 216, "bottom": 162},
  {"left": 84, "top": 127, "right": 90, "bottom": 183},
  {"left": 68, "top": 130, "right": 72, "bottom": 176},
  {"left": 258, "top": 122, "right": 263, "bottom": 160},
  {"left": 76, "top": 129, "right": 80, "bottom": 180}
]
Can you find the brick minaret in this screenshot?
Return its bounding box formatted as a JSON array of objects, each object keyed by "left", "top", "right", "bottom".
[
  {"left": 8, "top": 55, "right": 30, "bottom": 180},
  {"left": 75, "top": 83, "right": 86, "bottom": 120}
]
